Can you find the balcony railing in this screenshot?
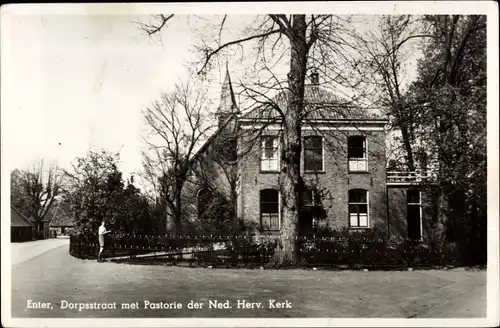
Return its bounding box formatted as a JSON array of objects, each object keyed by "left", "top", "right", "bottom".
[{"left": 386, "top": 170, "right": 432, "bottom": 184}]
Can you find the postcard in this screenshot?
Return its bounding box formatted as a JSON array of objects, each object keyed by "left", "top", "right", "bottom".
[{"left": 1, "top": 2, "right": 498, "bottom": 327}]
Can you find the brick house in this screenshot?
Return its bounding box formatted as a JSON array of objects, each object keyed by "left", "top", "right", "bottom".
[{"left": 182, "top": 69, "right": 429, "bottom": 240}]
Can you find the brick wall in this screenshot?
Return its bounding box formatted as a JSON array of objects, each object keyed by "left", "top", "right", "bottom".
[{"left": 238, "top": 127, "right": 387, "bottom": 234}]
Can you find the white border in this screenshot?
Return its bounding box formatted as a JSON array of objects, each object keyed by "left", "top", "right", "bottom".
[
  {"left": 0, "top": 2, "right": 496, "bottom": 16},
  {"left": 1, "top": 2, "right": 499, "bottom": 328}
]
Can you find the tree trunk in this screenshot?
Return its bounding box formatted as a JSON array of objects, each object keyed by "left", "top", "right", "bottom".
[
  {"left": 432, "top": 142, "right": 449, "bottom": 257},
  {"left": 400, "top": 125, "right": 415, "bottom": 171},
  {"left": 34, "top": 217, "right": 44, "bottom": 239},
  {"left": 274, "top": 15, "right": 308, "bottom": 266}
]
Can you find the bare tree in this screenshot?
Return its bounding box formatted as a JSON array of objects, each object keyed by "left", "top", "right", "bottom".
[
  {"left": 141, "top": 81, "right": 214, "bottom": 234},
  {"left": 137, "top": 14, "right": 374, "bottom": 265},
  {"left": 350, "top": 16, "right": 437, "bottom": 171},
  {"left": 11, "top": 161, "right": 64, "bottom": 238}
]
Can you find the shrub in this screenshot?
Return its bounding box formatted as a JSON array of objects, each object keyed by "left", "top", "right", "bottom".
[
  {"left": 190, "top": 192, "right": 258, "bottom": 237},
  {"left": 69, "top": 229, "right": 460, "bottom": 269}
]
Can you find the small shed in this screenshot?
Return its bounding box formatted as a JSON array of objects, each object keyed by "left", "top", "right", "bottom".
[{"left": 11, "top": 206, "right": 34, "bottom": 242}]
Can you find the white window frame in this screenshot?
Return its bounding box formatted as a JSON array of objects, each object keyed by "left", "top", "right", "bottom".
[
  {"left": 348, "top": 136, "right": 368, "bottom": 172},
  {"left": 261, "top": 136, "right": 280, "bottom": 172},
  {"left": 260, "top": 189, "right": 281, "bottom": 231},
  {"left": 348, "top": 189, "right": 370, "bottom": 228},
  {"left": 303, "top": 135, "right": 325, "bottom": 173},
  {"left": 407, "top": 190, "right": 423, "bottom": 240}
]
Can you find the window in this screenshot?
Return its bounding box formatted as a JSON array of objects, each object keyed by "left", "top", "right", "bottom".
[
  {"left": 261, "top": 136, "right": 279, "bottom": 172},
  {"left": 348, "top": 136, "right": 367, "bottom": 172},
  {"left": 260, "top": 189, "right": 280, "bottom": 230},
  {"left": 222, "top": 138, "right": 237, "bottom": 162},
  {"left": 303, "top": 188, "right": 321, "bottom": 207},
  {"left": 407, "top": 190, "right": 422, "bottom": 240},
  {"left": 197, "top": 187, "right": 212, "bottom": 218},
  {"left": 304, "top": 136, "right": 323, "bottom": 172},
  {"left": 348, "top": 189, "right": 369, "bottom": 228}
]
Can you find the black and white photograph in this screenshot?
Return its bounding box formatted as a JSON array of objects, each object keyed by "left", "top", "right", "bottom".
[{"left": 1, "top": 2, "right": 498, "bottom": 327}]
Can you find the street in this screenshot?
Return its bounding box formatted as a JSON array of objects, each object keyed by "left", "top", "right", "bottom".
[
  {"left": 11, "top": 238, "right": 69, "bottom": 266},
  {"left": 11, "top": 240, "right": 487, "bottom": 318}
]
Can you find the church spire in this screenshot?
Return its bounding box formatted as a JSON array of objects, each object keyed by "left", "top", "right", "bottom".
[{"left": 216, "top": 63, "right": 238, "bottom": 127}]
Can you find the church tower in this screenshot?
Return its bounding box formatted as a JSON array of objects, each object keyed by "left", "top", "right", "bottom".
[{"left": 216, "top": 64, "right": 239, "bottom": 127}]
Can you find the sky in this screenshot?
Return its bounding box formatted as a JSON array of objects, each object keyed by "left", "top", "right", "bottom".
[{"left": 4, "top": 14, "right": 246, "bottom": 181}]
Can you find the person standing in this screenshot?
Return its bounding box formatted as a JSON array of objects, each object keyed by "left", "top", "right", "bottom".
[{"left": 98, "top": 221, "right": 110, "bottom": 262}]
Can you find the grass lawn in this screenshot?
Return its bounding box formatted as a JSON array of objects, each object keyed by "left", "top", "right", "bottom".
[{"left": 11, "top": 245, "right": 486, "bottom": 318}]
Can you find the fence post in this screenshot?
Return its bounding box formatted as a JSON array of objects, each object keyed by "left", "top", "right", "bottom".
[{"left": 127, "top": 235, "right": 131, "bottom": 259}]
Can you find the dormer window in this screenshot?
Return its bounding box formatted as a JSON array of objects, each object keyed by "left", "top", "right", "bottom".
[{"left": 348, "top": 136, "right": 368, "bottom": 172}]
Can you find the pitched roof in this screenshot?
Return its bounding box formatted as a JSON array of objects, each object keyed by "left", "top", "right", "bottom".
[
  {"left": 191, "top": 84, "right": 386, "bottom": 167},
  {"left": 11, "top": 206, "right": 33, "bottom": 228},
  {"left": 243, "top": 85, "right": 383, "bottom": 121},
  {"left": 189, "top": 112, "right": 237, "bottom": 164},
  {"left": 48, "top": 202, "right": 75, "bottom": 227}
]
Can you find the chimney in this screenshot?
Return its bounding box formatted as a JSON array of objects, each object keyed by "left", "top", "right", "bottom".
[{"left": 310, "top": 71, "right": 319, "bottom": 85}]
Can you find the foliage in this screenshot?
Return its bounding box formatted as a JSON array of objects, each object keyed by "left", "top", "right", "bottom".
[
  {"left": 355, "top": 15, "right": 486, "bottom": 265},
  {"left": 10, "top": 169, "right": 32, "bottom": 217},
  {"left": 189, "top": 190, "right": 258, "bottom": 236},
  {"left": 404, "top": 15, "right": 487, "bottom": 264},
  {"left": 65, "top": 150, "right": 156, "bottom": 239}
]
